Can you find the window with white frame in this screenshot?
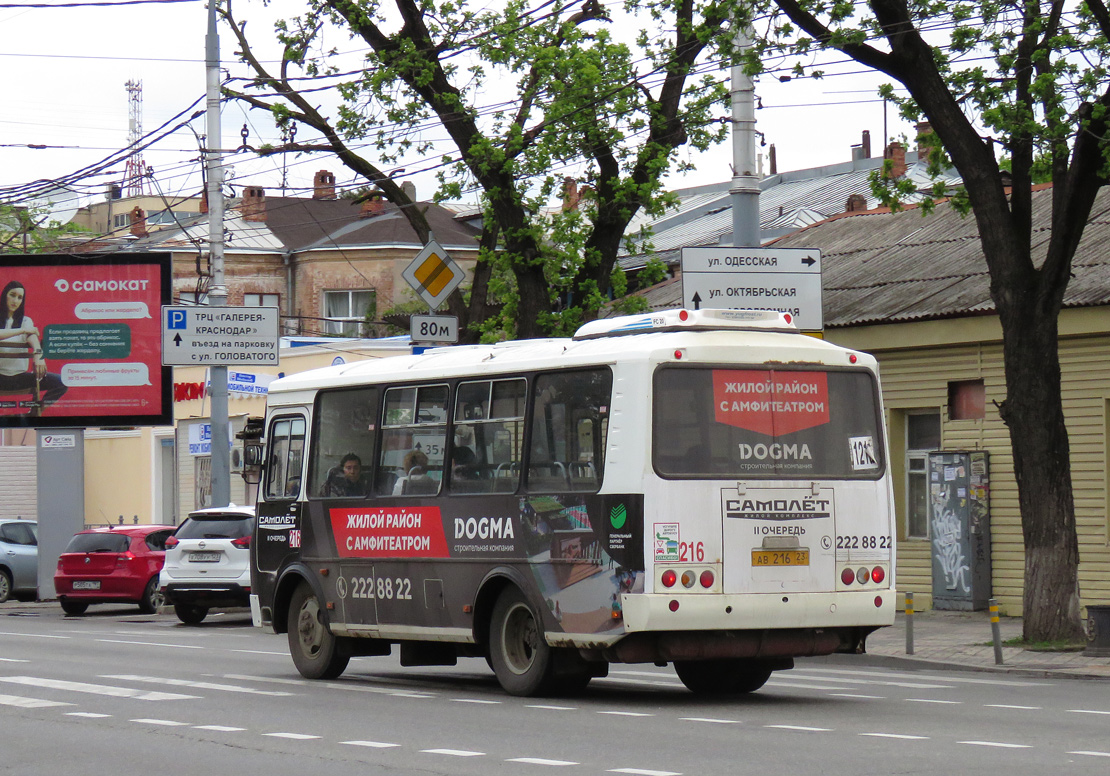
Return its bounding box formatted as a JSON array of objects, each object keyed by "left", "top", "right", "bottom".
[
  {"left": 244, "top": 293, "right": 279, "bottom": 308},
  {"left": 323, "top": 290, "right": 375, "bottom": 336},
  {"left": 906, "top": 411, "right": 941, "bottom": 538}
]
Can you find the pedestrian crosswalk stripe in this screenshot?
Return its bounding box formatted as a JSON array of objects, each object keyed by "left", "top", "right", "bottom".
[
  {"left": 0, "top": 676, "right": 198, "bottom": 701},
  {"left": 0, "top": 693, "right": 73, "bottom": 709}
]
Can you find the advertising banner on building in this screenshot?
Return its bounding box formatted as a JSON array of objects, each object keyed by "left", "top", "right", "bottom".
[{"left": 0, "top": 254, "right": 172, "bottom": 428}]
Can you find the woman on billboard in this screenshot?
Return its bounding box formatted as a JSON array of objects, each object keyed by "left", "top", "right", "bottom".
[{"left": 0, "top": 280, "right": 68, "bottom": 409}]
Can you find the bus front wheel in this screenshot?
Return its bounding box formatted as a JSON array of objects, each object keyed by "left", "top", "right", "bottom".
[
  {"left": 674, "top": 659, "right": 773, "bottom": 695},
  {"left": 489, "top": 587, "right": 556, "bottom": 696},
  {"left": 288, "top": 583, "right": 350, "bottom": 680}
]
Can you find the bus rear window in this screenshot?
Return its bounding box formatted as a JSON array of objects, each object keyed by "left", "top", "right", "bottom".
[{"left": 653, "top": 366, "right": 884, "bottom": 478}]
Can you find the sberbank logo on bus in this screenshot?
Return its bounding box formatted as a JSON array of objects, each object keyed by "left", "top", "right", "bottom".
[
  {"left": 454, "top": 516, "right": 515, "bottom": 540},
  {"left": 610, "top": 504, "right": 627, "bottom": 529}
]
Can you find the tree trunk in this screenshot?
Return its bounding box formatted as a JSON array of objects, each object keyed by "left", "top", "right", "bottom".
[{"left": 996, "top": 299, "right": 1084, "bottom": 642}]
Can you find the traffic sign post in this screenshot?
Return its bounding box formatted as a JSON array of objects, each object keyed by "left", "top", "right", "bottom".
[
  {"left": 680, "top": 246, "right": 824, "bottom": 331},
  {"left": 162, "top": 306, "right": 280, "bottom": 366},
  {"left": 410, "top": 313, "right": 459, "bottom": 344}
]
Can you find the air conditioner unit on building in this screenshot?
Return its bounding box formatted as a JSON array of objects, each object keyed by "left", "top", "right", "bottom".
[{"left": 230, "top": 444, "right": 245, "bottom": 473}]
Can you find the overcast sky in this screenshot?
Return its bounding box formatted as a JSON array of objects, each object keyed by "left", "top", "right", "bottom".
[{"left": 2, "top": 0, "right": 916, "bottom": 215}]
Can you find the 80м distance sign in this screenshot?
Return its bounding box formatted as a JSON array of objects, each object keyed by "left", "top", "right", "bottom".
[{"left": 161, "top": 306, "right": 279, "bottom": 366}]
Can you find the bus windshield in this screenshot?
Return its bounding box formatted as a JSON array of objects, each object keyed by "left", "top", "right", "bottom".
[{"left": 653, "top": 366, "right": 885, "bottom": 479}]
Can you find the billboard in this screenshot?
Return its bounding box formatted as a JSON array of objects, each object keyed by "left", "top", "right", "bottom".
[{"left": 0, "top": 253, "right": 172, "bottom": 428}]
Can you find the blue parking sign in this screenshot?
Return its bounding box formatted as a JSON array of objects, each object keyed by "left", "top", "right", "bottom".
[{"left": 167, "top": 309, "right": 187, "bottom": 329}]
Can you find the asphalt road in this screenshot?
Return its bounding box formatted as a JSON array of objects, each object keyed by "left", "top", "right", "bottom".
[{"left": 3, "top": 604, "right": 1110, "bottom": 775}]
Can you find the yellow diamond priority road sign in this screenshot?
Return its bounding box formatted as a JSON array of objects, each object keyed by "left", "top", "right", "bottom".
[{"left": 402, "top": 238, "right": 465, "bottom": 310}]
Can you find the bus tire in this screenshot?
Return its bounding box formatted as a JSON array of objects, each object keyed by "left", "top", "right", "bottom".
[
  {"left": 288, "top": 582, "right": 350, "bottom": 680},
  {"left": 674, "top": 659, "right": 773, "bottom": 695},
  {"left": 489, "top": 587, "right": 556, "bottom": 696}
]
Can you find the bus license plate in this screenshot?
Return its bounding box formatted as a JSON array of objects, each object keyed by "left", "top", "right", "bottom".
[{"left": 751, "top": 549, "right": 810, "bottom": 567}]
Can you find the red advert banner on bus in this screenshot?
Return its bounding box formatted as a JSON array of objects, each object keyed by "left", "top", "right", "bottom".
[
  {"left": 712, "top": 369, "right": 830, "bottom": 436},
  {"left": 0, "top": 254, "right": 171, "bottom": 428},
  {"left": 330, "top": 506, "right": 451, "bottom": 558}
]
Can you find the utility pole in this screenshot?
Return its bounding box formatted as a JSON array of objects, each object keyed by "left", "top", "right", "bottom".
[
  {"left": 206, "top": 3, "right": 230, "bottom": 508},
  {"left": 730, "top": 27, "right": 760, "bottom": 248}
]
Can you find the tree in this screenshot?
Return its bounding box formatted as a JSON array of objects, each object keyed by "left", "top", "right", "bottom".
[
  {"left": 220, "top": 0, "right": 742, "bottom": 340},
  {"left": 0, "top": 202, "right": 89, "bottom": 254},
  {"left": 753, "top": 0, "right": 1110, "bottom": 641}
]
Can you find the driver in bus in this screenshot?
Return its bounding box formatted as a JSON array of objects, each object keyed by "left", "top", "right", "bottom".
[{"left": 322, "top": 453, "right": 369, "bottom": 497}]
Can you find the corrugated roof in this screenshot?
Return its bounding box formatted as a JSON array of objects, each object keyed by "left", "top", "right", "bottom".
[{"left": 619, "top": 185, "right": 1110, "bottom": 326}]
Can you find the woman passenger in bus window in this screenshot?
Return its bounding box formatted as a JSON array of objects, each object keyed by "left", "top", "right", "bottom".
[
  {"left": 322, "top": 453, "right": 369, "bottom": 497},
  {"left": 392, "top": 448, "right": 432, "bottom": 495}
]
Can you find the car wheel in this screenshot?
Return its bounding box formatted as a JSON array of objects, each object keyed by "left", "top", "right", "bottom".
[
  {"left": 674, "top": 659, "right": 773, "bottom": 695},
  {"left": 174, "top": 604, "right": 208, "bottom": 625},
  {"left": 60, "top": 600, "right": 89, "bottom": 616},
  {"left": 138, "top": 577, "right": 165, "bottom": 614},
  {"left": 488, "top": 586, "right": 556, "bottom": 696},
  {"left": 0, "top": 569, "right": 11, "bottom": 604},
  {"left": 288, "top": 582, "right": 349, "bottom": 680}
]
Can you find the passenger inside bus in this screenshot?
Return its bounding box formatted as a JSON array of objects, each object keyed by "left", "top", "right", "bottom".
[
  {"left": 321, "top": 453, "right": 369, "bottom": 497},
  {"left": 393, "top": 448, "right": 437, "bottom": 495}
]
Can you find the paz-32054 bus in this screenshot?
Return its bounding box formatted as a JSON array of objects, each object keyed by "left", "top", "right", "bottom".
[{"left": 249, "top": 308, "right": 895, "bottom": 696}]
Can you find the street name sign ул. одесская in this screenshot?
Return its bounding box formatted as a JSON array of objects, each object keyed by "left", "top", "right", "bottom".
[
  {"left": 680, "top": 246, "right": 824, "bottom": 331},
  {"left": 161, "top": 306, "right": 280, "bottom": 366}
]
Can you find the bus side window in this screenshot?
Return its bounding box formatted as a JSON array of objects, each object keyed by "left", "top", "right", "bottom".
[
  {"left": 450, "top": 378, "right": 526, "bottom": 495},
  {"left": 264, "top": 416, "right": 306, "bottom": 500},
  {"left": 378, "top": 384, "right": 447, "bottom": 497},
  {"left": 308, "top": 387, "right": 378, "bottom": 498},
  {"left": 527, "top": 368, "right": 611, "bottom": 493}
]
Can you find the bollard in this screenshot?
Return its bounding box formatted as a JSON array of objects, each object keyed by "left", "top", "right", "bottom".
[
  {"left": 905, "top": 591, "right": 914, "bottom": 655},
  {"left": 989, "top": 598, "right": 1004, "bottom": 665}
]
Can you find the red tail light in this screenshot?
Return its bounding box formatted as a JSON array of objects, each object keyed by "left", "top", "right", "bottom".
[
  {"left": 841, "top": 567, "right": 855, "bottom": 585},
  {"left": 699, "top": 570, "right": 714, "bottom": 588},
  {"left": 661, "top": 569, "right": 677, "bottom": 588},
  {"left": 231, "top": 535, "right": 251, "bottom": 549},
  {"left": 871, "top": 566, "right": 886, "bottom": 584},
  {"left": 117, "top": 551, "right": 136, "bottom": 567},
  {"left": 165, "top": 536, "right": 179, "bottom": 549}
]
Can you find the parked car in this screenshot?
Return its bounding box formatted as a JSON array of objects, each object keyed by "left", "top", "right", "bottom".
[
  {"left": 54, "top": 524, "right": 174, "bottom": 615},
  {"left": 160, "top": 505, "right": 254, "bottom": 624},
  {"left": 0, "top": 518, "right": 38, "bottom": 603}
]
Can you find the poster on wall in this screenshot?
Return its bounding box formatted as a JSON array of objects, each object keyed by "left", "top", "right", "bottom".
[{"left": 0, "top": 253, "right": 172, "bottom": 428}]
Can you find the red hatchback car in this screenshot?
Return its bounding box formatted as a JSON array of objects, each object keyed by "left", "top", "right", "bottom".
[{"left": 54, "top": 525, "right": 175, "bottom": 615}]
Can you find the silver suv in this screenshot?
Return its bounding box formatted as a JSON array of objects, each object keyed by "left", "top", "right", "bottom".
[
  {"left": 159, "top": 506, "right": 254, "bottom": 624},
  {"left": 0, "top": 518, "right": 37, "bottom": 603}
]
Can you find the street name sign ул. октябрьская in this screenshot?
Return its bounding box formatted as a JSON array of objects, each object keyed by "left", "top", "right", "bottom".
[
  {"left": 680, "top": 246, "right": 823, "bottom": 331},
  {"left": 161, "top": 306, "right": 279, "bottom": 366}
]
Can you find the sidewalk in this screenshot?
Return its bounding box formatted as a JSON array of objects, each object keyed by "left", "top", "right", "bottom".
[{"left": 864, "top": 607, "right": 1110, "bottom": 680}]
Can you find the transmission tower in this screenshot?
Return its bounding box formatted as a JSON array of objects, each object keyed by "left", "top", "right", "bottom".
[{"left": 123, "top": 79, "right": 147, "bottom": 197}]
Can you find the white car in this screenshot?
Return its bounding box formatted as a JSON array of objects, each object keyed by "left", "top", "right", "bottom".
[{"left": 160, "top": 505, "right": 255, "bottom": 624}]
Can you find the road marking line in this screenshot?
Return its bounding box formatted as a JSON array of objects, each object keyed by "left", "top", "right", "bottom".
[
  {"left": 1069, "top": 751, "right": 1110, "bottom": 757},
  {"left": 1067, "top": 709, "right": 1110, "bottom": 715},
  {"left": 0, "top": 676, "right": 198, "bottom": 701},
  {"left": 958, "top": 741, "right": 1030, "bottom": 749},
  {"left": 906, "top": 698, "right": 961, "bottom": 704},
  {"left": 421, "top": 749, "right": 485, "bottom": 757},
  {"left": 859, "top": 733, "right": 929, "bottom": 740},
  {"left": 131, "top": 719, "right": 191, "bottom": 726},
  {"left": 0, "top": 631, "right": 69, "bottom": 639},
  {"left": 508, "top": 757, "right": 579, "bottom": 766},
  {"left": 100, "top": 674, "right": 293, "bottom": 696},
  {"left": 765, "top": 725, "right": 831, "bottom": 732},
  {"left": 526, "top": 704, "right": 575, "bottom": 710},
  {"left": 0, "top": 657, "right": 30, "bottom": 662},
  {"left": 340, "top": 741, "right": 401, "bottom": 748},
  {"left": 264, "top": 733, "right": 320, "bottom": 740},
  {"left": 830, "top": 693, "right": 884, "bottom": 699},
  {"left": 223, "top": 674, "right": 306, "bottom": 686},
  {"left": 793, "top": 667, "right": 1044, "bottom": 687},
  {"left": 67, "top": 712, "right": 110, "bottom": 718},
  {"left": 0, "top": 693, "right": 73, "bottom": 708},
  {"left": 451, "top": 698, "right": 501, "bottom": 704},
  {"left": 391, "top": 691, "right": 435, "bottom": 698},
  {"left": 771, "top": 682, "right": 854, "bottom": 691},
  {"left": 680, "top": 717, "right": 739, "bottom": 724},
  {"left": 598, "top": 711, "right": 653, "bottom": 717},
  {"left": 194, "top": 725, "right": 246, "bottom": 732},
  {"left": 607, "top": 769, "right": 681, "bottom": 776},
  {"left": 230, "top": 649, "right": 288, "bottom": 656},
  {"left": 95, "top": 639, "right": 204, "bottom": 650},
  {"left": 986, "top": 704, "right": 1041, "bottom": 710}
]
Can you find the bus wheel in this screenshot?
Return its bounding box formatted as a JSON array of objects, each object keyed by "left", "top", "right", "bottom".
[
  {"left": 489, "top": 587, "right": 556, "bottom": 696},
  {"left": 288, "top": 583, "right": 350, "bottom": 680},
  {"left": 674, "top": 659, "right": 773, "bottom": 695}
]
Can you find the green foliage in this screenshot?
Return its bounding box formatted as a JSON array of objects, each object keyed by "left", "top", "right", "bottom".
[
  {"left": 0, "top": 202, "right": 91, "bottom": 254},
  {"left": 220, "top": 0, "right": 745, "bottom": 338}
]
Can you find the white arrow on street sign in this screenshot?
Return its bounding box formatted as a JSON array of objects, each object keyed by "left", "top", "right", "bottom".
[
  {"left": 402, "top": 238, "right": 466, "bottom": 310},
  {"left": 161, "top": 306, "right": 280, "bottom": 366},
  {"left": 680, "top": 246, "right": 824, "bottom": 331}
]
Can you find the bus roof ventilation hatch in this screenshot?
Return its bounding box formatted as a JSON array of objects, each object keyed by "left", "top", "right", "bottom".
[{"left": 572, "top": 309, "right": 798, "bottom": 341}]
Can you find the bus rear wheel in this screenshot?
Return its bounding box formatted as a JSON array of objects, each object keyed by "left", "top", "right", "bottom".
[
  {"left": 489, "top": 587, "right": 556, "bottom": 696},
  {"left": 674, "top": 659, "right": 773, "bottom": 695},
  {"left": 288, "top": 582, "right": 350, "bottom": 680}
]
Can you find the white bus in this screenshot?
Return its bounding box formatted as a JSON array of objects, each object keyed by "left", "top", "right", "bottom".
[{"left": 249, "top": 308, "right": 896, "bottom": 696}]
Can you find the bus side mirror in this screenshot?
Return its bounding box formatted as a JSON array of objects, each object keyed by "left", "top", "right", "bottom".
[{"left": 241, "top": 441, "right": 264, "bottom": 485}]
